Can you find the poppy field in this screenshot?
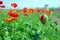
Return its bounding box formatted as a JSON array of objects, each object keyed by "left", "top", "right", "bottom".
[
  {"left": 0, "top": 1, "right": 60, "bottom": 40},
  {"left": 0, "top": 9, "right": 60, "bottom": 40}
]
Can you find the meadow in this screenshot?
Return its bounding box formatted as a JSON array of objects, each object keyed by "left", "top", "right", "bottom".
[{"left": 0, "top": 10, "right": 60, "bottom": 40}]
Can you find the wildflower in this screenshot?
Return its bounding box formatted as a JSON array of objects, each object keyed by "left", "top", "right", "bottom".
[
  {"left": 0, "top": 1, "right": 3, "bottom": 5},
  {"left": 37, "top": 9, "right": 41, "bottom": 12},
  {"left": 40, "top": 14, "right": 48, "bottom": 25},
  {"left": 11, "top": 3, "right": 18, "bottom": 8},
  {"left": 0, "top": 5, "right": 5, "bottom": 8},
  {"left": 46, "top": 10, "right": 52, "bottom": 14},
  {"left": 22, "top": 7, "right": 27, "bottom": 13},
  {"left": 8, "top": 12, "right": 19, "bottom": 17},
  {"left": 29, "top": 8, "right": 34, "bottom": 14},
  {"left": 6, "top": 17, "right": 13, "bottom": 22}
]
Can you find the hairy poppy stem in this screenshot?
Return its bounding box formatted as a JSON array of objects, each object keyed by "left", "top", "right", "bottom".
[{"left": 41, "top": 24, "right": 46, "bottom": 40}]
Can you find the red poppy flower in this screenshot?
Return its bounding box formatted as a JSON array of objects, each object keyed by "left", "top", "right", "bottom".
[
  {"left": 22, "top": 7, "right": 27, "bottom": 13},
  {"left": 0, "top": 5, "right": 5, "bottom": 8},
  {"left": 11, "top": 3, "right": 18, "bottom": 8},
  {"left": 8, "top": 12, "right": 19, "bottom": 17},
  {"left": 37, "top": 9, "right": 41, "bottom": 12},
  {"left": 22, "top": 9, "right": 27, "bottom": 13},
  {"left": 0, "top": 1, "right": 3, "bottom": 5}
]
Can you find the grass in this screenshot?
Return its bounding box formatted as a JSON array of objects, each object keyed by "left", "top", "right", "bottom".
[
  {"left": 53, "top": 11, "right": 60, "bottom": 18},
  {"left": 0, "top": 10, "right": 60, "bottom": 40}
]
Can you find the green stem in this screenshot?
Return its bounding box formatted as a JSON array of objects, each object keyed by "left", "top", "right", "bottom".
[{"left": 41, "top": 25, "right": 45, "bottom": 40}]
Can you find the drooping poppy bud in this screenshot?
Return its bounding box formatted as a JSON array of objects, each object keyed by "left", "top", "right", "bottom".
[
  {"left": 0, "top": 1, "right": 3, "bottom": 5},
  {"left": 11, "top": 3, "right": 18, "bottom": 8},
  {"left": 40, "top": 14, "right": 48, "bottom": 25}
]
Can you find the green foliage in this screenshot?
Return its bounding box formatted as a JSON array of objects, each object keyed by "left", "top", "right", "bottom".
[{"left": 0, "top": 10, "right": 60, "bottom": 40}]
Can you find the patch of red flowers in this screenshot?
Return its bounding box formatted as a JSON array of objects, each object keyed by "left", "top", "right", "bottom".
[
  {"left": 0, "top": 1, "right": 5, "bottom": 8},
  {"left": 8, "top": 12, "right": 19, "bottom": 17},
  {"left": 46, "top": 10, "right": 52, "bottom": 14},
  {"left": 6, "top": 9, "right": 19, "bottom": 22}
]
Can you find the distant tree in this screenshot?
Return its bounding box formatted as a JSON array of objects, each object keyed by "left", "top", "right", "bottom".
[{"left": 50, "top": 7, "right": 55, "bottom": 11}]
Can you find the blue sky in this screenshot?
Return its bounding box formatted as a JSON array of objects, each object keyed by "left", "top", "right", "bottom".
[{"left": 1, "top": 0, "right": 60, "bottom": 9}]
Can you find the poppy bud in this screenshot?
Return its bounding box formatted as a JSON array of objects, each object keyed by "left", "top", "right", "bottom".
[
  {"left": 40, "top": 14, "right": 48, "bottom": 25},
  {"left": 46, "top": 10, "right": 52, "bottom": 14}
]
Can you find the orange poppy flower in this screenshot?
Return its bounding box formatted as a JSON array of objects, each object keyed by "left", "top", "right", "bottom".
[
  {"left": 6, "top": 17, "right": 13, "bottom": 22},
  {"left": 29, "top": 8, "right": 34, "bottom": 14},
  {"left": 11, "top": 3, "right": 18, "bottom": 8},
  {"left": 0, "top": 1, "right": 3, "bottom": 5},
  {"left": 46, "top": 10, "right": 52, "bottom": 14}
]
